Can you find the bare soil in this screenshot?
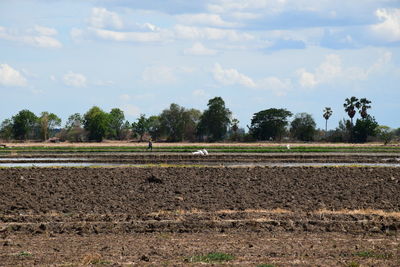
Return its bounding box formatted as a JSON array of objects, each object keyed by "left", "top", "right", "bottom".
[{"left": 1, "top": 166, "right": 399, "bottom": 266}]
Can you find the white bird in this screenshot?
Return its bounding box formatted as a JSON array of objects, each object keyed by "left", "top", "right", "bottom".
[
  {"left": 192, "top": 150, "right": 204, "bottom": 155},
  {"left": 286, "top": 144, "right": 291, "bottom": 150},
  {"left": 202, "top": 149, "right": 208, "bottom": 155}
]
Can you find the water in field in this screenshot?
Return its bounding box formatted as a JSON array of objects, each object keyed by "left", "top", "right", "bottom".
[{"left": 0, "top": 162, "right": 400, "bottom": 168}]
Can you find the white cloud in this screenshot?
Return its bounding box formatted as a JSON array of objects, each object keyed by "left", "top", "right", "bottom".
[
  {"left": 370, "top": 8, "right": 400, "bottom": 43},
  {"left": 119, "top": 94, "right": 131, "bottom": 101},
  {"left": 176, "top": 13, "right": 239, "bottom": 27},
  {"left": 89, "top": 27, "right": 172, "bottom": 43},
  {"left": 174, "top": 24, "right": 254, "bottom": 42},
  {"left": 212, "top": 63, "right": 291, "bottom": 95},
  {"left": 121, "top": 104, "right": 140, "bottom": 117},
  {"left": 213, "top": 63, "right": 256, "bottom": 87},
  {"left": 142, "top": 66, "right": 176, "bottom": 84},
  {"left": 0, "top": 26, "right": 62, "bottom": 48},
  {"left": 63, "top": 71, "right": 87, "bottom": 87},
  {"left": 0, "top": 64, "right": 27, "bottom": 87},
  {"left": 34, "top": 25, "right": 57, "bottom": 36},
  {"left": 297, "top": 52, "right": 392, "bottom": 88},
  {"left": 192, "top": 89, "right": 207, "bottom": 97},
  {"left": 184, "top": 42, "right": 217, "bottom": 55},
  {"left": 89, "top": 7, "right": 123, "bottom": 29}
]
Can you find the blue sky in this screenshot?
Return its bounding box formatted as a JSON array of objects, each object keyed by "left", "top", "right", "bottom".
[{"left": 1, "top": 0, "right": 399, "bottom": 130}]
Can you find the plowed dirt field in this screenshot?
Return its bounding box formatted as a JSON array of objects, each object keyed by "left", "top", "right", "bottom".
[{"left": 1, "top": 166, "right": 399, "bottom": 266}]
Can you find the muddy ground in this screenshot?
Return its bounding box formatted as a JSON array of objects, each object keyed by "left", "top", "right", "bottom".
[{"left": 1, "top": 166, "right": 400, "bottom": 266}]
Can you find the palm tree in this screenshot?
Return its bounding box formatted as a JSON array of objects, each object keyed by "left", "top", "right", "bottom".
[
  {"left": 343, "top": 96, "right": 359, "bottom": 125},
  {"left": 323, "top": 107, "right": 333, "bottom": 132},
  {"left": 358, "top": 98, "right": 371, "bottom": 119}
]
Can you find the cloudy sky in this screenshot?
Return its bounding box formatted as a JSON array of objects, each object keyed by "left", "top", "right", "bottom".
[{"left": 1, "top": 0, "right": 399, "bottom": 130}]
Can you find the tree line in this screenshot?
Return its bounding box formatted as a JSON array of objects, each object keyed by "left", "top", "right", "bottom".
[{"left": 1, "top": 96, "right": 399, "bottom": 143}]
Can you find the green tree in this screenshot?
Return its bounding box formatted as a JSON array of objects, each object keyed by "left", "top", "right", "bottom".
[
  {"left": 249, "top": 108, "right": 292, "bottom": 141},
  {"left": 290, "top": 113, "right": 316, "bottom": 141},
  {"left": 12, "top": 109, "right": 38, "bottom": 140},
  {"left": 197, "top": 97, "right": 231, "bottom": 141},
  {"left": 147, "top": 116, "right": 162, "bottom": 141},
  {"left": 352, "top": 115, "right": 378, "bottom": 143},
  {"left": 323, "top": 107, "right": 333, "bottom": 132},
  {"left": 183, "top": 108, "right": 202, "bottom": 141},
  {"left": 358, "top": 98, "right": 372, "bottom": 119},
  {"left": 39, "top": 112, "right": 61, "bottom": 141},
  {"left": 0, "top": 119, "right": 13, "bottom": 141},
  {"left": 63, "top": 113, "right": 86, "bottom": 142},
  {"left": 132, "top": 114, "right": 150, "bottom": 141},
  {"left": 377, "top": 125, "right": 394, "bottom": 145},
  {"left": 343, "top": 97, "right": 359, "bottom": 125},
  {"left": 83, "top": 106, "right": 109, "bottom": 142},
  {"left": 108, "top": 108, "right": 125, "bottom": 140}
]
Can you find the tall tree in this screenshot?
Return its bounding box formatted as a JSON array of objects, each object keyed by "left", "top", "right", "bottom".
[
  {"left": 352, "top": 115, "right": 378, "bottom": 143},
  {"left": 0, "top": 119, "right": 13, "bottom": 141},
  {"left": 290, "top": 113, "right": 316, "bottom": 141},
  {"left": 39, "top": 112, "right": 61, "bottom": 141},
  {"left": 12, "top": 109, "right": 38, "bottom": 140},
  {"left": 132, "top": 114, "right": 150, "bottom": 141},
  {"left": 343, "top": 97, "right": 359, "bottom": 125},
  {"left": 108, "top": 108, "right": 125, "bottom": 140},
  {"left": 248, "top": 108, "right": 292, "bottom": 141},
  {"left": 83, "top": 106, "right": 109, "bottom": 142},
  {"left": 64, "top": 113, "right": 86, "bottom": 142},
  {"left": 322, "top": 107, "right": 333, "bottom": 132},
  {"left": 197, "top": 97, "right": 231, "bottom": 141},
  {"left": 358, "top": 98, "right": 372, "bottom": 119},
  {"left": 147, "top": 116, "right": 162, "bottom": 141},
  {"left": 66, "top": 113, "right": 84, "bottom": 129}
]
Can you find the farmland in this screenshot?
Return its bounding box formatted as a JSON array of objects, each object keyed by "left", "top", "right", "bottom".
[{"left": 0, "top": 143, "right": 399, "bottom": 266}]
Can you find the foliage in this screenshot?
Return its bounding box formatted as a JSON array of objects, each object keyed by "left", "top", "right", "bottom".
[
  {"left": 249, "top": 108, "right": 292, "bottom": 141},
  {"left": 197, "top": 97, "right": 231, "bottom": 141},
  {"left": 343, "top": 96, "right": 358, "bottom": 125},
  {"left": 132, "top": 114, "right": 150, "bottom": 141},
  {"left": 12, "top": 109, "right": 38, "bottom": 140},
  {"left": 0, "top": 119, "right": 13, "bottom": 141},
  {"left": 376, "top": 126, "right": 395, "bottom": 145},
  {"left": 62, "top": 113, "right": 86, "bottom": 142},
  {"left": 352, "top": 115, "right": 378, "bottom": 143},
  {"left": 358, "top": 98, "right": 372, "bottom": 119},
  {"left": 39, "top": 112, "right": 61, "bottom": 140},
  {"left": 83, "top": 106, "right": 109, "bottom": 142},
  {"left": 290, "top": 113, "right": 316, "bottom": 141},
  {"left": 147, "top": 116, "right": 162, "bottom": 141},
  {"left": 108, "top": 108, "right": 125, "bottom": 140},
  {"left": 188, "top": 252, "right": 234, "bottom": 263},
  {"left": 160, "top": 104, "right": 202, "bottom": 142},
  {"left": 323, "top": 107, "right": 333, "bottom": 131}
]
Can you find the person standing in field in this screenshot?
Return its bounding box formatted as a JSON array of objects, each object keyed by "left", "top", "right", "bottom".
[{"left": 147, "top": 139, "right": 153, "bottom": 152}]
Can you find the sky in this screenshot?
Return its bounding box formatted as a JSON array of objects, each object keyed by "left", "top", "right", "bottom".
[{"left": 1, "top": 0, "right": 399, "bottom": 130}]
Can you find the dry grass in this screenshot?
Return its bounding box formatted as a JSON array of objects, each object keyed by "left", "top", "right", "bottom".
[{"left": 316, "top": 209, "right": 400, "bottom": 218}]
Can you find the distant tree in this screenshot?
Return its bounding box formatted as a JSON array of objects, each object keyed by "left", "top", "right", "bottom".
[
  {"left": 290, "top": 113, "right": 316, "bottom": 141},
  {"left": 65, "top": 113, "right": 84, "bottom": 129},
  {"left": 132, "top": 114, "right": 150, "bottom": 141},
  {"left": 249, "top": 108, "right": 292, "bottom": 141},
  {"left": 352, "top": 115, "right": 378, "bottom": 143},
  {"left": 63, "top": 113, "right": 86, "bottom": 142},
  {"left": 39, "top": 112, "right": 61, "bottom": 141},
  {"left": 160, "top": 104, "right": 186, "bottom": 142},
  {"left": 183, "top": 108, "right": 202, "bottom": 141},
  {"left": 230, "top": 118, "right": 240, "bottom": 141},
  {"left": 377, "top": 125, "right": 394, "bottom": 145},
  {"left": 323, "top": 107, "right": 333, "bottom": 132},
  {"left": 197, "top": 97, "right": 231, "bottom": 141},
  {"left": 12, "top": 109, "right": 38, "bottom": 140},
  {"left": 0, "top": 119, "right": 13, "bottom": 141},
  {"left": 343, "top": 97, "right": 359, "bottom": 125},
  {"left": 83, "top": 106, "right": 109, "bottom": 142},
  {"left": 147, "top": 116, "right": 162, "bottom": 141},
  {"left": 358, "top": 98, "right": 372, "bottom": 119},
  {"left": 108, "top": 108, "right": 125, "bottom": 140}
]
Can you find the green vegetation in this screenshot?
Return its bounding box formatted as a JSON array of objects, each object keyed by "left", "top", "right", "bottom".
[
  {"left": 354, "top": 250, "right": 393, "bottom": 259},
  {"left": 347, "top": 262, "right": 360, "bottom": 267},
  {"left": 1, "top": 96, "right": 398, "bottom": 144},
  {"left": 187, "top": 252, "right": 234, "bottom": 263},
  {"left": 257, "top": 264, "right": 276, "bottom": 267},
  {"left": 17, "top": 251, "right": 32, "bottom": 257}
]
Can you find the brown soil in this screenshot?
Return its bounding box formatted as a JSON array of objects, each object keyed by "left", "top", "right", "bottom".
[{"left": 1, "top": 166, "right": 399, "bottom": 266}]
